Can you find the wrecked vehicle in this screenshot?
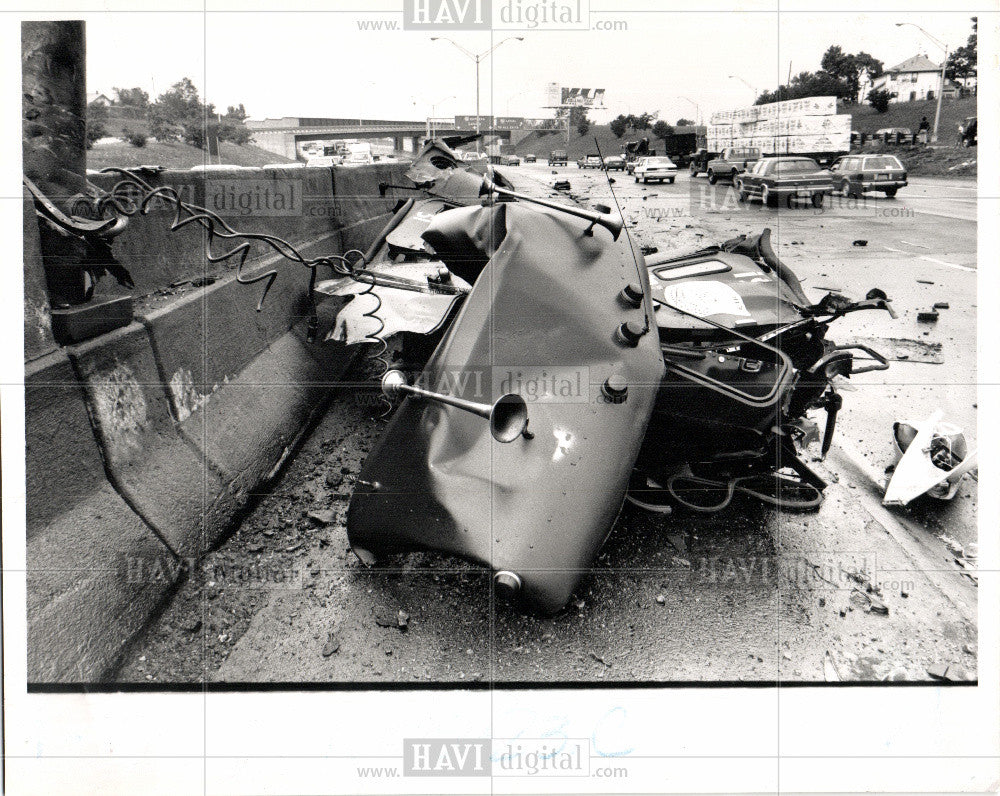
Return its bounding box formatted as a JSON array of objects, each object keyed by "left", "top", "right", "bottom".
[{"left": 316, "top": 139, "right": 896, "bottom": 613}]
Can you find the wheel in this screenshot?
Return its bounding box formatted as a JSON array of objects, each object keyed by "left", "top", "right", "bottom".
[
  {"left": 962, "top": 138, "right": 971, "bottom": 148},
  {"left": 707, "top": 170, "right": 718, "bottom": 185},
  {"left": 730, "top": 170, "right": 738, "bottom": 183},
  {"left": 736, "top": 180, "right": 748, "bottom": 202},
  {"left": 839, "top": 178, "right": 850, "bottom": 196},
  {"left": 884, "top": 187, "right": 897, "bottom": 198},
  {"left": 689, "top": 162, "right": 698, "bottom": 176},
  {"left": 667, "top": 177, "right": 675, "bottom": 184},
  {"left": 762, "top": 185, "right": 774, "bottom": 207},
  {"left": 634, "top": 176, "right": 639, "bottom": 182},
  {"left": 811, "top": 193, "right": 825, "bottom": 208},
  {"left": 642, "top": 177, "right": 648, "bottom": 184}
]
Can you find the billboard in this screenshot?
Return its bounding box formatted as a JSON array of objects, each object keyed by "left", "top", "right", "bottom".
[{"left": 558, "top": 87, "right": 606, "bottom": 107}]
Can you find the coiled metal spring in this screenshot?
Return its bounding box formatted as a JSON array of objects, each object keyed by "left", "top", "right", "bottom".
[{"left": 97, "top": 168, "right": 372, "bottom": 342}]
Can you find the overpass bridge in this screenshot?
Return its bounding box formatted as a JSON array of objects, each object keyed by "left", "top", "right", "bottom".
[{"left": 246, "top": 116, "right": 540, "bottom": 160}]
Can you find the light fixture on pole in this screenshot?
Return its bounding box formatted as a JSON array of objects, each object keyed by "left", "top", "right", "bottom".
[
  {"left": 421, "top": 94, "right": 455, "bottom": 139},
  {"left": 895, "top": 22, "right": 948, "bottom": 143},
  {"left": 431, "top": 36, "right": 524, "bottom": 153},
  {"left": 677, "top": 96, "right": 701, "bottom": 126},
  {"left": 728, "top": 75, "right": 757, "bottom": 102}
]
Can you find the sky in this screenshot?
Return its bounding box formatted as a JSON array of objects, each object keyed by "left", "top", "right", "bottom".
[{"left": 70, "top": 6, "right": 980, "bottom": 126}]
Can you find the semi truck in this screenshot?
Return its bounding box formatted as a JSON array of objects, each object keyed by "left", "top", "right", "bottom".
[{"left": 691, "top": 96, "right": 851, "bottom": 176}]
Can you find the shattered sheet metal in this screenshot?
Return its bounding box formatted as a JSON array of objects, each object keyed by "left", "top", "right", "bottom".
[
  {"left": 883, "top": 410, "right": 978, "bottom": 505},
  {"left": 316, "top": 262, "right": 469, "bottom": 344},
  {"left": 348, "top": 202, "right": 665, "bottom": 613}
]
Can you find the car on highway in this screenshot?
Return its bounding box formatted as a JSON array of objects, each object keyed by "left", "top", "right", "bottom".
[
  {"left": 577, "top": 154, "right": 604, "bottom": 169},
  {"left": 501, "top": 154, "right": 522, "bottom": 166},
  {"left": 959, "top": 116, "right": 977, "bottom": 147},
  {"left": 830, "top": 154, "right": 907, "bottom": 198},
  {"left": 734, "top": 156, "right": 834, "bottom": 207},
  {"left": 706, "top": 147, "right": 761, "bottom": 184},
  {"left": 633, "top": 156, "right": 678, "bottom": 184},
  {"left": 524, "top": 153, "right": 537, "bottom": 162},
  {"left": 548, "top": 149, "right": 568, "bottom": 166},
  {"left": 603, "top": 155, "right": 626, "bottom": 171}
]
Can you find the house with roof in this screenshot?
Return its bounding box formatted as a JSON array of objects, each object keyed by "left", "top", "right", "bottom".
[
  {"left": 86, "top": 91, "right": 113, "bottom": 107},
  {"left": 863, "top": 55, "right": 960, "bottom": 103}
]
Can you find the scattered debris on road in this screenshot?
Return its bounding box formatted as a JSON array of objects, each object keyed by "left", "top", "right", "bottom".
[
  {"left": 885, "top": 411, "right": 978, "bottom": 505},
  {"left": 823, "top": 651, "right": 841, "bottom": 682},
  {"left": 374, "top": 606, "right": 409, "bottom": 630},
  {"left": 917, "top": 309, "right": 939, "bottom": 322},
  {"left": 321, "top": 632, "right": 341, "bottom": 657},
  {"left": 307, "top": 509, "right": 335, "bottom": 526},
  {"left": 843, "top": 336, "right": 943, "bottom": 364},
  {"left": 852, "top": 240, "right": 867, "bottom": 247}
]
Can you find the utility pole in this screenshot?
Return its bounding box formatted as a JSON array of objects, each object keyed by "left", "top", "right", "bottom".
[
  {"left": 895, "top": 23, "right": 948, "bottom": 143},
  {"left": 432, "top": 36, "right": 523, "bottom": 154},
  {"left": 22, "top": 20, "right": 133, "bottom": 339},
  {"left": 22, "top": 21, "right": 87, "bottom": 202},
  {"left": 22, "top": 20, "right": 90, "bottom": 309}
]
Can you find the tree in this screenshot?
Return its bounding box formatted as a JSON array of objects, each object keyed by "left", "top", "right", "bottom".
[
  {"left": 121, "top": 126, "right": 147, "bottom": 147},
  {"left": 652, "top": 120, "right": 674, "bottom": 146},
  {"left": 113, "top": 87, "right": 149, "bottom": 108},
  {"left": 86, "top": 120, "right": 108, "bottom": 148},
  {"left": 946, "top": 17, "right": 977, "bottom": 89},
  {"left": 149, "top": 77, "right": 252, "bottom": 150},
  {"left": 149, "top": 116, "right": 179, "bottom": 142},
  {"left": 756, "top": 43, "right": 881, "bottom": 105},
  {"left": 629, "top": 112, "right": 656, "bottom": 130},
  {"left": 820, "top": 45, "right": 852, "bottom": 81},
  {"left": 152, "top": 77, "right": 204, "bottom": 125},
  {"left": 569, "top": 106, "right": 590, "bottom": 136},
  {"left": 755, "top": 69, "right": 852, "bottom": 105},
  {"left": 86, "top": 101, "right": 109, "bottom": 148},
  {"left": 224, "top": 103, "right": 248, "bottom": 122},
  {"left": 675, "top": 117, "right": 695, "bottom": 127},
  {"left": 609, "top": 114, "right": 629, "bottom": 138},
  {"left": 868, "top": 88, "right": 892, "bottom": 113}
]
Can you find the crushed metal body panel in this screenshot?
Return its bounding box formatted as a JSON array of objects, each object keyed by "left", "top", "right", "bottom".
[
  {"left": 347, "top": 198, "right": 664, "bottom": 614},
  {"left": 334, "top": 140, "right": 895, "bottom": 613}
]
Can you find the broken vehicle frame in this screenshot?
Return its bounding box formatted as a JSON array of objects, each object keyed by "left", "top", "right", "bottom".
[{"left": 317, "top": 139, "right": 896, "bottom": 613}]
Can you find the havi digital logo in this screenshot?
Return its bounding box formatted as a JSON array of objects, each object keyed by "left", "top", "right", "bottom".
[
  {"left": 403, "top": 738, "right": 492, "bottom": 776},
  {"left": 403, "top": 0, "right": 491, "bottom": 30}
]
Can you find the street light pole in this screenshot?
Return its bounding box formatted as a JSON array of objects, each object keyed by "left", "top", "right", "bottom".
[
  {"left": 728, "top": 75, "right": 757, "bottom": 102},
  {"left": 895, "top": 22, "right": 948, "bottom": 143},
  {"left": 678, "top": 96, "right": 701, "bottom": 126},
  {"left": 431, "top": 36, "right": 523, "bottom": 154}
]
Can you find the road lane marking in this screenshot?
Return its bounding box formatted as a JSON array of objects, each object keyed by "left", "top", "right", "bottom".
[
  {"left": 881, "top": 246, "right": 975, "bottom": 272},
  {"left": 919, "top": 256, "right": 975, "bottom": 272}
]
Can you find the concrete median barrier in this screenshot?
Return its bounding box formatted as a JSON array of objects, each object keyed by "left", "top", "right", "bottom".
[
  {"left": 25, "top": 163, "right": 405, "bottom": 682},
  {"left": 25, "top": 349, "right": 182, "bottom": 681}
]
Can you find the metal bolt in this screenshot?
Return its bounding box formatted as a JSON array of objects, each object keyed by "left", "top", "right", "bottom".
[
  {"left": 615, "top": 320, "right": 645, "bottom": 347},
  {"left": 493, "top": 571, "right": 522, "bottom": 600},
  {"left": 619, "top": 282, "right": 644, "bottom": 308},
  {"left": 602, "top": 374, "right": 629, "bottom": 403}
]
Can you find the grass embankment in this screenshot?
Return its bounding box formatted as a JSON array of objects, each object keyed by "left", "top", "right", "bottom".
[{"left": 87, "top": 139, "right": 294, "bottom": 170}]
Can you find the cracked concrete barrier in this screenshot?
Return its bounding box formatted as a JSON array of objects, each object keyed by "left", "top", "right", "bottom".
[{"left": 25, "top": 163, "right": 410, "bottom": 682}]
